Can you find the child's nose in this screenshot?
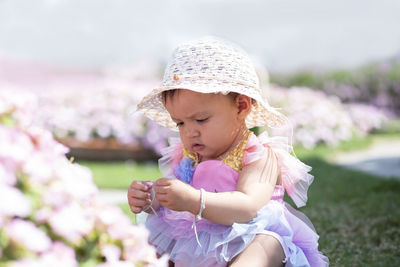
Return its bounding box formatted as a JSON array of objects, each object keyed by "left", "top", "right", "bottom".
[{"left": 184, "top": 127, "right": 200, "bottom": 138}]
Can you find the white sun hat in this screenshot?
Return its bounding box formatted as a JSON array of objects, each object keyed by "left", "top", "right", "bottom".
[{"left": 137, "top": 36, "right": 285, "bottom": 130}]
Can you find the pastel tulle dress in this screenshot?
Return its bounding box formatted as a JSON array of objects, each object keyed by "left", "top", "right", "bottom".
[{"left": 145, "top": 131, "right": 329, "bottom": 267}]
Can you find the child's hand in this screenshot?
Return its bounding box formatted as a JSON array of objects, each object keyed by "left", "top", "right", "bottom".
[
  {"left": 127, "top": 180, "right": 153, "bottom": 214},
  {"left": 154, "top": 178, "right": 198, "bottom": 212}
]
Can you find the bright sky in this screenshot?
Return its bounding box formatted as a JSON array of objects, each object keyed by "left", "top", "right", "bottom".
[{"left": 0, "top": 0, "right": 399, "bottom": 72}]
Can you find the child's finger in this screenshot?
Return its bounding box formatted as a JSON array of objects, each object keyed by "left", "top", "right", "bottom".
[
  {"left": 143, "top": 181, "right": 154, "bottom": 188},
  {"left": 128, "top": 197, "right": 150, "bottom": 208},
  {"left": 153, "top": 184, "right": 170, "bottom": 194},
  {"left": 128, "top": 188, "right": 151, "bottom": 199},
  {"left": 129, "top": 205, "right": 143, "bottom": 214},
  {"left": 128, "top": 195, "right": 151, "bottom": 211},
  {"left": 155, "top": 193, "right": 168, "bottom": 204},
  {"left": 155, "top": 178, "right": 172, "bottom": 186},
  {"left": 130, "top": 181, "right": 150, "bottom": 191}
]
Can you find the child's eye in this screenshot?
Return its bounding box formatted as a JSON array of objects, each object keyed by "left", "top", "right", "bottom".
[
  {"left": 196, "top": 118, "right": 208, "bottom": 123},
  {"left": 176, "top": 122, "right": 184, "bottom": 127}
]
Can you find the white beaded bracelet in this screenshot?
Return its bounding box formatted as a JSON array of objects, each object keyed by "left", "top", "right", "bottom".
[{"left": 195, "top": 188, "right": 206, "bottom": 221}]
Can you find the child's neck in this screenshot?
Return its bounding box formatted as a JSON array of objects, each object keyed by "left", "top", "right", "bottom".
[{"left": 215, "top": 126, "right": 251, "bottom": 161}]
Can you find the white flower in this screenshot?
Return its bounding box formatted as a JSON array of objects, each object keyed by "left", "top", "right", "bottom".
[
  {"left": 0, "top": 126, "right": 33, "bottom": 167},
  {"left": 5, "top": 219, "right": 51, "bottom": 253},
  {"left": 39, "top": 241, "right": 78, "bottom": 267},
  {"left": 49, "top": 203, "right": 94, "bottom": 244},
  {"left": 95, "top": 261, "right": 134, "bottom": 267},
  {"left": 54, "top": 160, "right": 98, "bottom": 201},
  {"left": 100, "top": 244, "right": 121, "bottom": 262},
  {"left": 0, "top": 162, "right": 17, "bottom": 186},
  {"left": 0, "top": 184, "right": 31, "bottom": 218},
  {"left": 1, "top": 86, "right": 167, "bottom": 266}
]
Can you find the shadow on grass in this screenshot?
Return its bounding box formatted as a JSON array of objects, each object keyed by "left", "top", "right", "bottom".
[{"left": 297, "top": 157, "right": 400, "bottom": 267}]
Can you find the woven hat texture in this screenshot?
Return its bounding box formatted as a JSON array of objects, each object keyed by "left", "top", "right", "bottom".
[{"left": 137, "top": 36, "right": 285, "bottom": 130}]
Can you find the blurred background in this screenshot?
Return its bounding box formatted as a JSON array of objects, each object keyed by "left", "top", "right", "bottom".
[
  {"left": 1, "top": 0, "right": 399, "bottom": 156},
  {"left": 1, "top": 0, "right": 400, "bottom": 266},
  {"left": 1, "top": 0, "right": 400, "bottom": 71}
]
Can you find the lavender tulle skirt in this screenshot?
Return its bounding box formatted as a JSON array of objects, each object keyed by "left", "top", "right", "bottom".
[{"left": 145, "top": 186, "right": 329, "bottom": 267}]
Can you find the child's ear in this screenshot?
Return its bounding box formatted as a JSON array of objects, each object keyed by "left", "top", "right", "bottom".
[{"left": 235, "top": 95, "right": 252, "bottom": 119}]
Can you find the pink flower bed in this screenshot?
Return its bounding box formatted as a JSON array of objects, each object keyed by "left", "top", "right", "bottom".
[
  {"left": 0, "top": 90, "right": 167, "bottom": 266},
  {"left": 0, "top": 59, "right": 389, "bottom": 151},
  {"left": 268, "top": 86, "right": 388, "bottom": 148}
]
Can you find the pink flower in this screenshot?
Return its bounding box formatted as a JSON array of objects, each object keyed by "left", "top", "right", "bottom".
[
  {"left": 95, "top": 205, "right": 132, "bottom": 240},
  {"left": 95, "top": 261, "right": 135, "bottom": 267},
  {"left": 96, "top": 205, "right": 131, "bottom": 227},
  {"left": 0, "top": 126, "right": 33, "bottom": 168},
  {"left": 55, "top": 161, "right": 98, "bottom": 201},
  {"left": 9, "top": 258, "right": 42, "bottom": 267},
  {"left": 0, "top": 184, "right": 31, "bottom": 218},
  {"left": 34, "top": 207, "right": 52, "bottom": 223},
  {"left": 22, "top": 126, "right": 69, "bottom": 185},
  {"left": 148, "top": 255, "right": 169, "bottom": 267},
  {"left": 1, "top": 87, "right": 165, "bottom": 266},
  {"left": 26, "top": 126, "right": 69, "bottom": 156},
  {"left": 5, "top": 219, "right": 51, "bottom": 253},
  {"left": 0, "top": 89, "right": 37, "bottom": 126},
  {"left": 122, "top": 225, "right": 155, "bottom": 262},
  {"left": 100, "top": 244, "right": 121, "bottom": 262},
  {"left": 0, "top": 162, "right": 17, "bottom": 186},
  {"left": 93, "top": 206, "right": 161, "bottom": 264},
  {"left": 22, "top": 153, "right": 54, "bottom": 185},
  {"left": 42, "top": 183, "right": 70, "bottom": 208},
  {"left": 39, "top": 241, "right": 78, "bottom": 267},
  {"left": 41, "top": 161, "right": 98, "bottom": 208},
  {"left": 49, "top": 203, "right": 94, "bottom": 243},
  {"left": 10, "top": 242, "right": 78, "bottom": 267}
]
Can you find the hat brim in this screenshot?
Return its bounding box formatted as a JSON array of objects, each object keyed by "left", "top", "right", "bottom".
[{"left": 137, "top": 82, "right": 286, "bottom": 131}]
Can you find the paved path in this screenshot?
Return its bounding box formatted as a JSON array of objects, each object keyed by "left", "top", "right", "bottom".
[
  {"left": 98, "top": 189, "right": 128, "bottom": 205},
  {"left": 330, "top": 138, "right": 400, "bottom": 179},
  {"left": 99, "top": 138, "right": 400, "bottom": 205}
]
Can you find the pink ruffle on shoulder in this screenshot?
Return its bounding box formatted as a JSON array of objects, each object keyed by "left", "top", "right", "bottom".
[
  {"left": 158, "top": 137, "right": 183, "bottom": 178},
  {"left": 243, "top": 131, "right": 314, "bottom": 207}
]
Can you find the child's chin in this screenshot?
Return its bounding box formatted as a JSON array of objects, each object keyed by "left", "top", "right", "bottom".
[{"left": 200, "top": 153, "right": 218, "bottom": 161}]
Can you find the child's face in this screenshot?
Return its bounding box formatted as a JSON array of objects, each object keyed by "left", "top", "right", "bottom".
[{"left": 164, "top": 89, "right": 244, "bottom": 161}]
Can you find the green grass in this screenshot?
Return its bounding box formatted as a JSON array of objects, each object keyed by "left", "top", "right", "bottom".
[
  {"left": 79, "top": 133, "right": 400, "bottom": 266},
  {"left": 76, "top": 160, "right": 161, "bottom": 189},
  {"left": 299, "top": 158, "right": 400, "bottom": 266},
  {"left": 293, "top": 133, "right": 400, "bottom": 266}
]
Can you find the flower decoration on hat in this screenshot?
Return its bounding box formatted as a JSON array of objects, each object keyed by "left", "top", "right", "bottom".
[{"left": 136, "top": 36, "right": 286, "bottom": 130}]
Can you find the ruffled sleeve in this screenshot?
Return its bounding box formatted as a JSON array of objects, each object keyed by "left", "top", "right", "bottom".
[
  {"left": 158, "top": 137, "right": 183, "bottom": 178},
  {"left": 243, "top": 131, "right": 314, "bottom": 208}
]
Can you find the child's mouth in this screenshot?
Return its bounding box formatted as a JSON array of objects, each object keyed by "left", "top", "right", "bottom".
[{"left": 192, "top": 144, "right": 205, "bottom": 151}]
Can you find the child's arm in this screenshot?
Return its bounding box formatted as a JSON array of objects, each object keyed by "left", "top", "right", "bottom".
[{"left": 154, "top": 148, "right": 279, "bottom": 225}]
